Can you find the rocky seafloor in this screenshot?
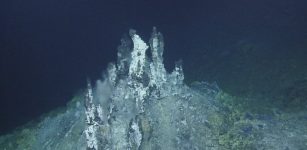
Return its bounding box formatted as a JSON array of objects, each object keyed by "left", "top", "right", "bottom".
[{"left": 0, "top": 29, "right": 306, "bottom": 150}]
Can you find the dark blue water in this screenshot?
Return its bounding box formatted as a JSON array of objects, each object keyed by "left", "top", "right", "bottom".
[{"left": 1, "top": 0, "right": 306, "bottom": 134}]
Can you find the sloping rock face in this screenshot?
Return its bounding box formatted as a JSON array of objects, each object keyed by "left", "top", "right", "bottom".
[{"left": 0, "top": 29, "right": 223, "bottom": 150}]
